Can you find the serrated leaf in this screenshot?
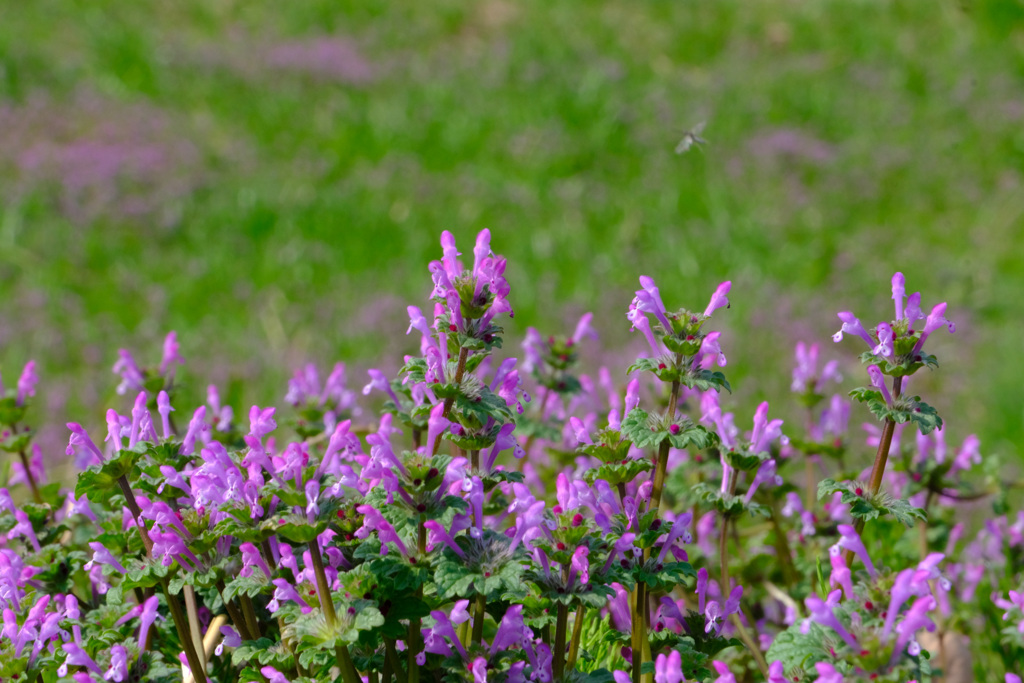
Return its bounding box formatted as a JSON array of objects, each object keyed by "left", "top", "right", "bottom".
[
  {"left": 75, "top": 447, "right": 144, "bottom": 499},
  {"left": 818, "top": 479, "right": 925, "bottom": 527},
  {"left": 766, "top": 622, "right": 831, "bottom": 670},
  {"left": 848, "top": 389, "right": 943, "bottom": 435}
]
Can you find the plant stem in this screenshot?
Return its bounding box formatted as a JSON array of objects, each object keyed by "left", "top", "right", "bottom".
[
  {"left": 553, "top": 603, "right": 569, "bottom": 679},
  {"left": 631, "top": 580, "right": 645, "bottom": 683},
  {"left": 408, "top": 517, "right": 427, "bottom": 683},
  {"left": 260, "top": 538, "right": 277, "bottom": 572},
  {"left": 183, "top": 586, "right": 207, "bottom": 671},
  {"left": 649, "top": 378, "right": 681, "bottom": 515},
  {"left": 215, "top": 581, "right": 254, "bottom": 642},
  {"left": 307, "top": 539, "right": 337, "bottom": 627},
  {"left": 381, "top": 646, "right": 393, "bottom": 683},
  {"left": 846, "top": 377, "right": 902, "bottom": 566},
  {"left": 117, "top": 473, "right": 207, "bottom": 681},
  {"left": 385, "top": 638, "right": 407, "bottom": 683},
  {"left": 164, "top": 579, "right": 209, "bottom": 683},
  {"left": 308, "top": 539, "right": 359, "bottom": 683},
  {"left": 567, "top": 606, "right": 586, "bottom": 670},
  {"left": 240, "top": 595, "right": 262, "bottom": 640},
  {"left": 472, "top": 592, "right": 487, "bottom": 645},
  {"left": 336, "top": 643, "right": 362, "bottom": 683},
  {"left": 117, "top": 475, "right": 154, "bottom": 555}
]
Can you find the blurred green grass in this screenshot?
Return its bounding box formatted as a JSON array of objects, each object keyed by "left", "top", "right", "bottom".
[{"left": 1, "top": 0, "right": 1023, "bottom": 461}]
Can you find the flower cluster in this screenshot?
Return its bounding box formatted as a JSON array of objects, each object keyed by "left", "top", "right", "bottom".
[{"left": 0, "top": 235, "right": 1018, "bottom": 683}]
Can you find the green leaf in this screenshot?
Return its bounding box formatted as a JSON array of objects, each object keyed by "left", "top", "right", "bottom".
[
  {"left": 0, "top": 397, "right": 27, "bottom": 427},
  {"left": 680, "top": 369, "right": 731, "bottom": 394},
  {"left": 848, "top": 388, "right": 943, "bottom": 435},
  {"left": 75, "top": 447, "right": 144, "bottom": 499},
  {"left": 223, "top": 574, "right": 271, "bottom": 603},
  {"left": 692, "top": 483, "right": 769, "bottom": 519},
  {"left": 818, "top": 478, "right": 926, "bottom": 527},
  {"left": 766, "top": 622, "right": 832, "bottom": 671},
  {"left": 583, "top": 459, "right": 652, "bottom": 487},
  {"left": 265, "top": 515, "right": 325, "bottom": 544},
  {"left": 0, "top": 428, "right": 32, "bottom": 453},
  {"left": 858, "top": 350, "right": 939, "bottom": 378}
]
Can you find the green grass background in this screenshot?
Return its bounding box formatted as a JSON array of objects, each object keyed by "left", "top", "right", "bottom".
[{"left": 1, "top": 0, "right": 1023, "bottom": 463}]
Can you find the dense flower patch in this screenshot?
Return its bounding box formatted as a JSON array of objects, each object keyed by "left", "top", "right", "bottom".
[{"left": 1, "top": 231, "right": 1021, "bottom": 682}]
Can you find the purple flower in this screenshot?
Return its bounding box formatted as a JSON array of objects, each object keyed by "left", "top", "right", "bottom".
[
  {"left": 485, "top": 422, "right": 524, "bottom": 470},
  {"left": 828, "top": 546, "right": 855, "bottom": 601},
  {"left": 653, "top": 650, "right": 683, "bottom": 683},
  {"left": 813, "top": 662, "right": 843, "bottom": 683},
  {"left": 85, "top": 542, "right": 127, "bottom": 574},
  {"left": 471, "top": 657, "right": 488, "bottom": 683},
  {"left": 710, "top": 660, "right": 736, "bottom": 683},
  {"left": 994, "top": 589, "right": 1024, "bottom": 633},
  {"left": 694, "top": 331, "right": 727, "bottom": 368},
  {"left": 66, "top": 422, "right": 105, "bottom": 465},
  {"left": 767, "top": 661, "right": 787, "bottom": 683},
  {"left": 832, "top": 312, "right": 875, "bottom": 347},
  {"left": 804, "top": 590, "right": 858, "bottom": 649},
  {"left": 129, "top": 391, "right": 158, "bottom": 447},
  {"left": 425, "top": 609, "right": 468, "bottom": 661},
  {"left": 834, "top": 524, "right": 876, "bottom": 578},
  {"left": 745, "top": 458, "right": 781, "bottom": 503},
  {"left": 9, "top": 444, "right": 45, "bottom": 488},
  {"left": 180, "top": 406, "right": 208, "bottom": 456},
  {"left": 106, "top": 409, "right": 127, "bottom": 452},
  {"left": 215, "top": 625, "right": 242, "bottom": 656},
  {"left": 695, "top": 567, "right": 709, "bottom": 613},
  {"left": 261, "top": 666, "right": 292, "bottom": 683},
  {"left": 156, "top": 391, "right": 174, "bottom": 439},
  {"left": 704, "top": 281, "right": 731, "bottom": 317},
  {"left": 58, "top": 641, "right": 104, "bottom": 677},
  {"left": 835, "top": 273, "right": 954, "bottom": 363},
  {"left": 569, "top": 546, "right": 590, "bottom": 586},
  {"left": 159, "top": 331, "right": 184, "bottom": 377},
  {"left": 634, "top": 276, "right": 673, "bottom": 331},
  {"left": 627, "top": 304, "right": 664, "bottom": 357},
  {"left": 490, "top": 604, "right": 529, "bottom": 652},
  {"left": 113, "top": 349, "right": 145, "bottom": 396},
  {"left": 105, "top": 644, "right": 129, "bottom": 682},
  {"left": 207, "top": 384, "right": 234, "bottom": 431},
  {"left": 893, "top": 595, "right": 936, "bottom": 659},
  {"left": 624, "top": 379, "right": 641, "bottom": 415},
  {"left": 571, "top": 312, "right": 598, "bottom": 344},
  {"left": 268, "top": 578, "right": 313, "bottom": 614},
  {"left": 749, "top": 401, "right": 786, "bottom": 454},
  {"left": 791, "top": 342, "right": 842, "bottom": 394},
  {"left": 363, "top": 368, "right": 401, "bottom": 407},
  {"left": 9, "top": 509, "right": 40, "bottom": 551},
  {"left": 912, "top": 302, "right": 955, "bottom": 355},
  {"left": 240, "top": 542, "right": 273, "bottom": 579},
  {"left": 355, "top": 505, "right": 409, "bottom": 557},
  {"left": 15, "top": 360, "right": 37, "bottom": 406},
  {"left": 426, "top": 402, "right": 451, "bottom": 455},
  {"left": 249, "top": 405, "right": 277, "bottom": 440},
  {"left": 655, "top": 512, "right": 693, "bottom": 565}
]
